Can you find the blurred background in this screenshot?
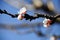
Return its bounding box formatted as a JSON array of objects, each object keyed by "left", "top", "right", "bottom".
[{"left": 0, "top": 0, "right": 60, "bottom": 40}]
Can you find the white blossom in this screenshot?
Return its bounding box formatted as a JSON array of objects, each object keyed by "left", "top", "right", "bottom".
[
  {"left": 17, "top": 7, "right": 27, "bottom": 20},
  {"left": 43, "top": 18, "right": 52, "bottom": 28},
  {"left": 50, "top": 36, "right": 56, "bottom": 40}
]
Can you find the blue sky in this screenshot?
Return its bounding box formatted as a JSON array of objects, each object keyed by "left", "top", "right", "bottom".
[{"left": 0, "top": 0, "right": 60, "bottom": 40}]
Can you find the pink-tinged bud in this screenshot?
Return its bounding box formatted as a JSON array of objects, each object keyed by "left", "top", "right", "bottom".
[
  {"left": 17, "top": 7, "right": 27, "bottom": 20},
  {"left": 43, "top": 18, "right": 52, "bottom": 28}
]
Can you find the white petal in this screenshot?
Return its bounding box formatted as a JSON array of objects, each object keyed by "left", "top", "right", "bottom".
[
  {"left": 17, "top": 14, "right": 22, "bottom": 20},
  {"left": 18, "top": 7, "right": 27, "bottom": 14},
  {"left": 43, "top": 24, "right": 48, "bottom": 28},
  {"left": 43, "top": 18, "right": 48, "bottom": 23}
]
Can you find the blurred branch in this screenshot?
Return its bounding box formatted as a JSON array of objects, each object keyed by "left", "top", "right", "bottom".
[
  {"left": 0, "top": 23, "right": 45, "bottom": 36},
  {"left": 0, "top": 22, "right": 42, "bottom": 29}
]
